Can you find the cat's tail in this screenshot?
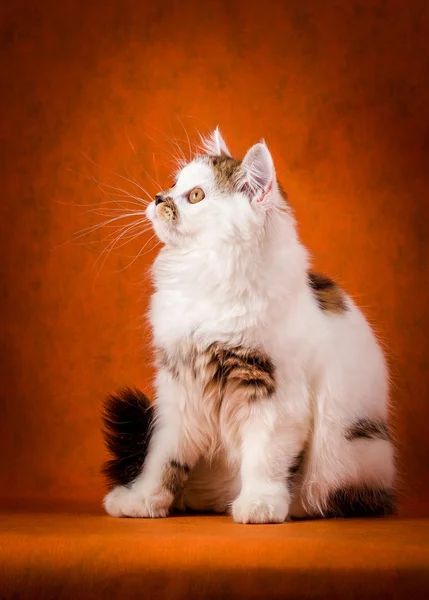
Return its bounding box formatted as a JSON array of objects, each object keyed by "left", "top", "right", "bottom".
[{"left": 101, "top": 387, "right": 155, "bottom": 488}]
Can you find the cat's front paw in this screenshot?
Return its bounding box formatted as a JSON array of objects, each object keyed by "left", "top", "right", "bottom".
[
  {"left": 232, "top": 492, "right": 289, "bottom": 524},
  {"left": 103, "top": 485, "right": 171, "bottom": 518}
]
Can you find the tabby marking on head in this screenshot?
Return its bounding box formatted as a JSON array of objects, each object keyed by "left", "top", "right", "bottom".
[{"left": 208, "top": 154, "right": 241, "bottom": 192}]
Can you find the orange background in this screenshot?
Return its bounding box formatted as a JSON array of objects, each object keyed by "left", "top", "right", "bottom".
[{"left": 1, "top": 0, "right": 428, "bottom": 516}]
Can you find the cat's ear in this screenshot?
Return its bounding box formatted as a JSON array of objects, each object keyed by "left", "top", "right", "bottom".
[
  {"left": 237, "top": 141, "right": 275, "bottom": 203},
  {"left": 201, "top": 126, "right": 231, "bottom": 157}
]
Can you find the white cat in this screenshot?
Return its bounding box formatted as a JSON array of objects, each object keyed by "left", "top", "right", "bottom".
[{"left": 102, "top": 128, "right": 395, "bottom": 523}]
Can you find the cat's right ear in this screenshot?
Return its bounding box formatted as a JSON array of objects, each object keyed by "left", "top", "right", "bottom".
[
  {"left": 236, "top": 141, "right": 275, "bottom": 204},
  {"left": 200, "top": 127, "right": 231, "bottom": 157}
]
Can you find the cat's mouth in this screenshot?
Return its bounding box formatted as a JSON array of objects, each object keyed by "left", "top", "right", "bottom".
[
  {"left": 156, "top": 197, "right": 179, "bottom": 225},
  {"left": 146, "top": 199, "right": 182, "bottom": 245},
  {"left": 147, "top": 198, "right": 180, "bottom": 227}
]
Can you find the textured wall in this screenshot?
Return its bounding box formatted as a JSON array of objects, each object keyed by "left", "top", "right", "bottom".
[{"left": 1, "top": 0, "right": 428, "bottom": 514}]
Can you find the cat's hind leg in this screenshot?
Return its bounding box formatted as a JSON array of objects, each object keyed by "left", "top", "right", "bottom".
[
  {"left": 299, "top": 387, "right": 396, "bottom": 518},
  {"left": 103, "top": 372, "right": 200, "bottom": 518}
]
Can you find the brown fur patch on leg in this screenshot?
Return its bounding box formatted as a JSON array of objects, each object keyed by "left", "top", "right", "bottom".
[
  {"left": 324, "top": 485, "right": 396, "bottom": 518},
  {"left": 161, "top": 460, "right": 191, "bottom": 497},
  {"left": 203, "top": 343, "right": 276, "bottom": 403},
  {"left": 308, "top": 272, "right": 348, "bottom": 314},
  {"left": 287, "top": 447, "right": 306, "bottom": 493},
  {"left": 345, "top": 418, "right": 391, "bottom": 441}
]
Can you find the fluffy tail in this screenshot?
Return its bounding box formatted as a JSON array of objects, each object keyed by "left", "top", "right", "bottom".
[{"left": 102, "top": 387, "right": 155, "bottom": 488}]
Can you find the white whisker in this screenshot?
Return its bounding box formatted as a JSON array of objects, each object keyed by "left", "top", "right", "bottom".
[
  {"left": 97, "top": 220, "right": 148, "bottom": 256},
  {"left": 163, "top": 125, "right": 187, "bottom": 165},
  {"left": 139, "top": 128, "right": 185, "bottom": 169},
  {"left": 74, "top": 223, "right": 153, "bottom": 248},
  {"left": 124, "top": 131, "right": 161, "bottom": 191},
  {"left": 92, "top": 219, "right": 150, "bottom": 284},
  {"left": 81, "top": 152, "right": 152, "bottom": 198},
  {"left": 174, "top": 114, "right": 193, "bottom": 162},
  {"left": 118, "top": 232, "right": 160, "bottom": 271},
  {"left": 73, "top": 211, "right": 147, "bottom": 240},
  {"left": 152, "top": 153, "right": 160, "bottom": 190},
  {"left": 93, "top": 179, "right": 150, "bottom": 204}
]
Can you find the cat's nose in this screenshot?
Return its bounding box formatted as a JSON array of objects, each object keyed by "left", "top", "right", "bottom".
[{"left": 155, "top": 193, "right": 165, "bottom": 206}]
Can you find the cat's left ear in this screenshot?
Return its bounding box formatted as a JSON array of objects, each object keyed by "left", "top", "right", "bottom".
[
  {"left": 237, "top": 140, "right": 275, "bottom": 204},
  {"left": 201, "top": 126, "right": 231, "bottom": 157}
]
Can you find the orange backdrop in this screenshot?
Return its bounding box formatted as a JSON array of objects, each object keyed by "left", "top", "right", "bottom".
[{"left": 1, "top": 0, "right": 428, "bottom": 516}]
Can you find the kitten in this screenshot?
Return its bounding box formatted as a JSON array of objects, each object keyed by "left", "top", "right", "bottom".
[{"left": 102, "top": 128, "right": 395, "bottom": 523}]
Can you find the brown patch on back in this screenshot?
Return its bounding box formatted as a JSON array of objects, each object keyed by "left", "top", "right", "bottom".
[
  {"left": 204, "top": 343, "right": 276, "bottom": 403},
  {"left": 161, "top": 460, "right": 190, "bottom": 496},
  {"left": 308, "top": 272, "right": 348, "bottom": 314},
  {"left": 345, "top": 418, "right": 391, "bottom": 441},
  {"left": 208, "top": 154, "right": 241, "bottom": 191},
  {"left": 158, "top": 196, "right": 179, "bottom": 223}
]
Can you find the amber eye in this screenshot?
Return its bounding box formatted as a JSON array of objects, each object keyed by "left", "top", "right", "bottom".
[{"left": 188, "top": 187, "right": 205, "bottom": 204}]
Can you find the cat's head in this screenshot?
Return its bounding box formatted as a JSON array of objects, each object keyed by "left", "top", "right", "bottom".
[{"left": 146, "top": 128, "right": 288, "bottom": 247}]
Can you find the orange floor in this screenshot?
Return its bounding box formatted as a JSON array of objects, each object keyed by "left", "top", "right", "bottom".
[{"left": 1, "top": 509, "right": 429, "bottom": 599}]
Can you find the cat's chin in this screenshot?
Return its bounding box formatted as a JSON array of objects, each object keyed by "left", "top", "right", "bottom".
[
  {"left": 151, "top": 224, "right": 185, "bottom": 248},
  {"left": 145, "top": 207, "right": 174, "bottom": 243}
]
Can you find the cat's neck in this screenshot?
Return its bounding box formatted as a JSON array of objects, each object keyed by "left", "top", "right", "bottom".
[
  {"left": 150, "top": 210, "right": 310, "bottom": 350},
  {"left": 153, "top": 208, "right": 309, "bottom": 302}
]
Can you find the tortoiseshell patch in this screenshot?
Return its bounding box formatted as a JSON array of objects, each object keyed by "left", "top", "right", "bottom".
[
  {"left": 308, "top": 272, "right": 347, "bottom": 314},
  {"left": 155, "top": 342, "right": 276, "bottom": 403},
  {"left": 324, "top": 485, "right": 396, "bottom": 518},
  {"left": 161, "top": 460, "right": 191, "bottom": 496},
  {"left": 208, "top": 154, "right": 241, "bottom": 192},
  {"left": 345, "top": 418, "right": 391, "bottom": 441},
  {"left": 204, "top": 343, "right": 276, "bottom": 402},
  {"left": 287, "top": 447, "right": 306, "bottom": 492}
]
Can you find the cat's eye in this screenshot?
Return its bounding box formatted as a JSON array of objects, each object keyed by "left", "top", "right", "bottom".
[{"left": 188, "top": 187, "right": 205, "bottom": 204}]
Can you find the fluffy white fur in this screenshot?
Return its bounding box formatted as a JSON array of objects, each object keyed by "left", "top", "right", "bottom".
[{"left": 104, "top": 129, "right": 395, "bottom": 523}]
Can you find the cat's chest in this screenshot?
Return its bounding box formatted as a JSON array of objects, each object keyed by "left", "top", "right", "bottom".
[
  {"left": 150, "top": 291, "right": 209, "bottom": 343},
  {"left": 155, "top": 339, "right": 277, "bottom": 457},
  {"left": 150, "top": 285, "right": 269, "bottom": 350}
]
